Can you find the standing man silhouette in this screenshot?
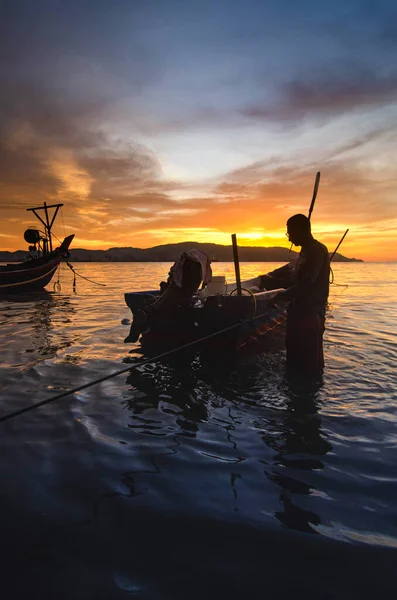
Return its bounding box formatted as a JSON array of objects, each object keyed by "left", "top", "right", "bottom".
[{"left": 273, "top": 214, "right": 330, "bottom": 374}]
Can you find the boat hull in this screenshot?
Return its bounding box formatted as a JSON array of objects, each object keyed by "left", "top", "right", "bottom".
[
  {"left": 125, "top": 287, "right": 287, "bottom": 357},
  {"left": 0, "top": 235, "right": 74, "bottom": 295}
]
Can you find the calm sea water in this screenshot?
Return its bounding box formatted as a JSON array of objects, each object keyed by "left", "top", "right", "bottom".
[{"left": 1, "top": 261, "right": 396, "bottom": 599}]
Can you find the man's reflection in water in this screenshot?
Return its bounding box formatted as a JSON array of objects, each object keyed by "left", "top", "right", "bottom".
[
  {"left": 123, "top": 353, "right": 332, "bottom": 532},
  {"left": 265, "top": 373, "right": 332, "bottom": 534}
]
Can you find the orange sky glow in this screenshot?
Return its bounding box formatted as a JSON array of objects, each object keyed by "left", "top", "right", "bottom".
[
  {"left": 1, "top": 160, "right": 395, "bottom": 261},
  {"left": 1, "top": 1, "right": 396, "bottom": 262}
]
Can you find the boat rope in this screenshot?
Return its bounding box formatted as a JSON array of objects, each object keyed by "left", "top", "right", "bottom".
[
  {"left": 329, "top": 266, "right": 348, "bottom": 288},
  {"left": 0, "top": 309, "right": 285, "bottom": 424},
  {"left": 53, "top": 264, "right": 62, "bottom": 292},
  {"left": 52, "top": 231, "right": 67, "bottom": 246},
  {"left": 229, "top": 287, "right": 257, "bottom": 318},
  {"left": 49, "top": 232, "right": 104, "bottom": 289},
  {"left": 65, "top": 262, "right": 106, "bottom": 288}
]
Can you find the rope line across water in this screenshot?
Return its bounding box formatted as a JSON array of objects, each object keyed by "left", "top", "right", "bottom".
[
  {"left": 0, "top": 309, "right": 285, "bottom": 424},
  {"left": 65, "top": 262, "right": 106, "bottom": 287}
]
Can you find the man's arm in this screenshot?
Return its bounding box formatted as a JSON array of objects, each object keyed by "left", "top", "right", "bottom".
[{"left": 272, "top": 246, "right": 326, "bottom": 303}]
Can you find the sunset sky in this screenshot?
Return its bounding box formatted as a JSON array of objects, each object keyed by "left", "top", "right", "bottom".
[{"left": 1, "top": 0, "right": 396, "bottom": 261}]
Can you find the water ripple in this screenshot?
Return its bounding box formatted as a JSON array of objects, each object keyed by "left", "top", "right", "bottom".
[{"left": 1, "top": 261, "right": 397, "bottom": 596}]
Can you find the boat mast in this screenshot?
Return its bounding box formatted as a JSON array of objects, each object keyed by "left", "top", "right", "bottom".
[{"left": 26, "top": 202, "right": 63, "bottom": 254}]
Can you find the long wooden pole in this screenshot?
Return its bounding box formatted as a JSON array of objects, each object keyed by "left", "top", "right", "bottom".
[
  {"left": 290, "top": 171, "right": 321, "bottom": 251},
  {"left": 330, "top": 229, "right": 349, "bottom": 261},
  {"left": 308, "top": 171, "right": 321, "bottom": 221},
  {"left": 231, "top": 234, "right": 242, "bottom": 296}
]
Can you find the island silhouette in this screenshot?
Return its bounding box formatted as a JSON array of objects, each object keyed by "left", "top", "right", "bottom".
[{"left": 0, "top": 241, "right": 362, "bottom": 263}]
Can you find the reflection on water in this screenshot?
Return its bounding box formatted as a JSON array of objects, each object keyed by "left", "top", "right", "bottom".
[
  {"left": 267, "top": 376, "right": 332, "bottom": 534},
  {"left": 1, "top": 262, "right": 397, "bottom": 598},
  {"left": 29, "top": 293, "right": 75, "bottom": 359},
  {"left": 124, "top": 359, "right": 209, "bottom": 436},
  {"left": 0, "top": 291, "right": 76, "bottom": 369},
  {"left": 122, "top": 354, "right": 333, "bottom": 535}
]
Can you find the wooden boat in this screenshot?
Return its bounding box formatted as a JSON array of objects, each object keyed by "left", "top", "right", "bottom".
[
  {"left": 124, "top": 171, "right": 350, "bottom": 360},
  {"left": 124, "top": 248, "right": 293, "bottom": 357},
  {"left": 0, "top": 202, "right": 74, "bottom": 295}
]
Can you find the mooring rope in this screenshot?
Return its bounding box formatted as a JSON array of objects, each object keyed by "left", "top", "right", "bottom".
[
  {"left": 50, "top": 231, "right": 105, "bottom": 289},
  {"left": 65, "top": 262, "right": 106, "bottom": 287},
  {"left": 0, "top": 309, "right": 285, "bottom": 424},
  {"left": 53, "top": 264, "right": 62, "bottom": 292}
]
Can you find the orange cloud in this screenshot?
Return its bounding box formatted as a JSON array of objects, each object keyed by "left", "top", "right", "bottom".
[{"left": 1, "top": 80, "right": 396, "bottom": 261}]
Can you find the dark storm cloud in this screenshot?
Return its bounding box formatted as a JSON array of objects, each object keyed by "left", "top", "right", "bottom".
[
  {"left": 0, "top": 78, "right": 163, "bottom": 205},
  {"left": 240, "top": 69, "right": 397, "bottom": 123},
  {"left": 0, "top": 0, "right": 174, "bottom": 219}
]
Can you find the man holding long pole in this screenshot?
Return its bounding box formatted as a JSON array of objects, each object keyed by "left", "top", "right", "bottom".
[{"left": 272, "top": 173, "right": 330, "bottom": 375}]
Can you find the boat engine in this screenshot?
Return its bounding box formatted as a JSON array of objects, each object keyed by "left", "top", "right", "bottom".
[{"left": 125, "top": 250, "right": 212, "bottom": 343}]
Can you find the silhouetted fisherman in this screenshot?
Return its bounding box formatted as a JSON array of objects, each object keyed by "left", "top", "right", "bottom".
[
  {"left": 272, "top": 214, "right": 330, "bottom": 374},
  {"left": 125, "top": 249, "right": 211, "bottom": 343}
]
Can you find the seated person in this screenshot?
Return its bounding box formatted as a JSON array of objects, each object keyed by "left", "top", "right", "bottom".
[{"left": 127, "top": 249, "right": 212, "bottom": 342}]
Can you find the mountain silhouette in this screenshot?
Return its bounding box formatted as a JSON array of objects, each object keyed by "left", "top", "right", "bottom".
[{"left": 0, "top": 241, "right": 362, "bottom": 263}]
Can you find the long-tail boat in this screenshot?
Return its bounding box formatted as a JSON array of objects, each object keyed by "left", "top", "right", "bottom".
[
  {"left": 123, "top": 172, "right": 348, "bottom": 359},
  {"left": 0, "top": 203, "right": 74, "bottom": 294},
  {"left": 124, "top": 239, "right": 291, "bottom": 357}
]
